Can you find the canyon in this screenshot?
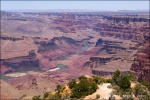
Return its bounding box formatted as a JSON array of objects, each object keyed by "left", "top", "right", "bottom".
[{"left": 0, "top": 11, "right": 149, "bottom": 99}]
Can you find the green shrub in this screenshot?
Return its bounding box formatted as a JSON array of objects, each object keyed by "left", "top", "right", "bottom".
[
  {"left": 61, "top": 94, "right": 70, "bottom": 100},
  {"left": 105, "top": 78, "right": 113, "bottom": 84},
  {"left": 140, "top": 81, "right": 150, "bottom": 90},
  {"left": 122, "top": 95, "right": 133, "bottom": 100},
  {"left": 124, "top": 72, "right": 137, "bottom": 82},
  {"left": 92, "top": 76, "right": 105, "bottom": 84},
  {"left": 134, "top": 84, "right": 143, "bottom": 97},
  {"left": 112, "top": 84, "right": 132, "bottom": 97},
  {"left": 133, "top": 84, "right": 147, "bottom": 97},
  {"left": 32, "top": 95, "right": 41, "bottom": 100},
  {"left": 55, "top": 84, "right": 62, "bottom": 94},
  {"left": 112, "top": 70, "right": 121, "bottom": 85},
  {"left": 133, "top": 84, "right": 150, "bottom": 99},
  {"left": 118, "top": 75, "right": 131, "bottom": 90},
  {"left": 71, "top": 81, "right": 97, "bottom": 99},
  {"left": 112, "top": 89, "right": 118, "bottom": 95},
  {"left": 48, "top": 92, "right": 61, "bottom": 100},
  {"left": 43, "top": 92, "right": 49, "bottom": 98},
  {"left": 68, "top": 79, "right": 76, "bottom": 89},
  {"left": 120, "top": 88, "right": 132, "bottom": 97},
  {"left": 56, "top": 85, "right": 62, "bottom": 91},
  {"left": 79, "top": 76, "right": 87, "bottom": 82}
]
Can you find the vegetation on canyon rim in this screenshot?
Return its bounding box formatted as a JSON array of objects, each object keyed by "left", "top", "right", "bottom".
[{"left": 32, "top": 70, "right": 150, "bottom": 100}]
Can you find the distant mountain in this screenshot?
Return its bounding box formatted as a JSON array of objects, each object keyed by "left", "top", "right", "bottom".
[
  {"left": 3, "top": 9, "right": 112, "bottom": 12},
  {"left": 3, "top": 9, "right": 149, "bottom": 14},
  {"left": 117, "top": 9, "right": 149, "bottom": 12}
]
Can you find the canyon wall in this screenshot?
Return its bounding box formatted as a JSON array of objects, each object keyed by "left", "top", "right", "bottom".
[{"left": 130, "top": 39, "right": 150, "bottom": 83}]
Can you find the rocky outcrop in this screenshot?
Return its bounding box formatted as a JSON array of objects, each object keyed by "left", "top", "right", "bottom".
[
  {"left": 92, "top": 70, "right": 130, "bottom": 76},
  {"left": 37, "top": 36, "right": 83, "bottom": 60},
  {"left": 39, "top": 57, "right": 57, "bottom": 70},
  {"left": 1, "top": 51, "right": 39, "bottom": 72},
  {"left": 93, "top": 15, "right": 149, "bottom": 42},
  {"left": 130, "top": 39, "right": 150, "bottom": 83},
  {"left": 34, "top": 36, "right": 84, "bottom": 70},
  {"left": 0, "top": 30, "right": 23, "bottom": 41},
  {"left": 0, "top": 36, "right": 23, "bottom": 41},
  {"left": 95, "top": 38, "right": 126, "bottom": 54},
  {"left": 95, "top": 38, "right": 103, "bottom": 46},
  {"left": 85, "top": 56, "right": 113, "bottom": 68},
  {"left": 0, "top": 65, "right": 13, "bottom": 74},
  {"left": 92, "top": 70, "right": 114, "bottom": 76},
  {"left": 52, "top": 13, "right": 95, "bottom": 32},
  {"left": 102, "top": 15, "right": 150, "bottom": 23},
  {"left": 138, "top": 66, "right": 150, "bottom": 83}
]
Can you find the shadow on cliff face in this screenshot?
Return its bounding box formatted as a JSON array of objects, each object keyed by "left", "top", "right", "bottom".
[
  {"left": 37, "top": 36, "right": 83, "bottom": 60},
  {"left": 1, "top": 58, "right": 40, "bottom": 72},
  {"left": 1, "top": 51, "right": 41, "bottom": 73}
]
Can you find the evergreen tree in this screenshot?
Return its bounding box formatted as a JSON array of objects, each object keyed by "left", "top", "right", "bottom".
[
  {"left": 112, "top": 70, "right": 120, "bottom": 85},
  {"left": 119, "top": 75, "right": 131, "bottom": 90}
]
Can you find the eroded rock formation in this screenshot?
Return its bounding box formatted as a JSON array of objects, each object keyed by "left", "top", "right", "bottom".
[
  {"left": 1, "top": 11, "right": 149, "bottom": 85},
  {"left": 1, "top": 51, "right": 39, "bottom": 72},
  {"left": 130, "top": 39, "right": 150, "bottom": 83},
  {"left": 37, "top": 36, "right": 83, "bottom": 60}
]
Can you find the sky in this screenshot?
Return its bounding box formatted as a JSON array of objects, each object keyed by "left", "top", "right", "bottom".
[{"left": 1, "top": 1, "right": 149, "bottom": 11}]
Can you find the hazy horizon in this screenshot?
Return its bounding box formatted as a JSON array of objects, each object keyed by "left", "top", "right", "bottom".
[{"left": 1, "top": 1, "right": 149, "bottom": 11}]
